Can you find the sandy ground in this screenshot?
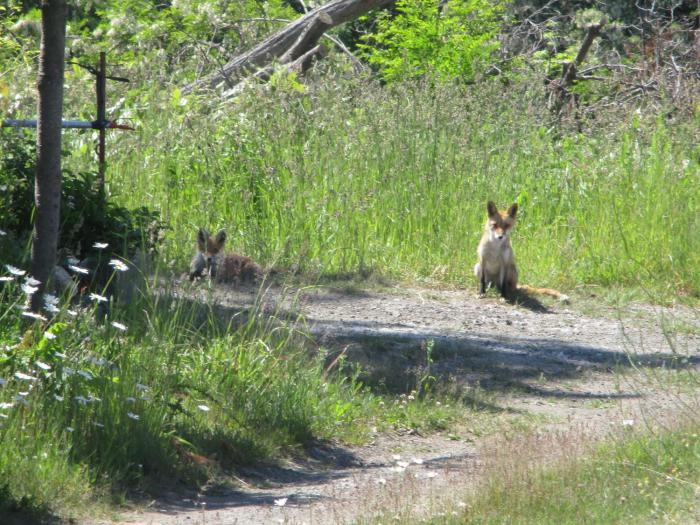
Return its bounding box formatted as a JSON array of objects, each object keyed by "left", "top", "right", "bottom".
[{"left": 112, "top": 283, "right": 699, "bottom": 525}]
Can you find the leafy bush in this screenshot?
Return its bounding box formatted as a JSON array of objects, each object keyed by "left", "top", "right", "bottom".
[
  {"left": 0, "top": 132, "right": 164, "bottom": 265},
  {"left": 358, "top": 0, "right": 502, "bottom": 82}
]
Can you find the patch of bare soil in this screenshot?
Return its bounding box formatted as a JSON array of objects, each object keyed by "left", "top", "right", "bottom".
[{"left": 114, "top": 284, "right": 699, "bottom": 525}]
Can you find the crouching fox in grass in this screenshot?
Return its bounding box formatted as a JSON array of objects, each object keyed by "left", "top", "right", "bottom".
[
  {"left": 475, "top": 201, "right": 569, "bottom": 302},
  {"left": 189, "top": 228, "right": 263, "bottom": 284}
]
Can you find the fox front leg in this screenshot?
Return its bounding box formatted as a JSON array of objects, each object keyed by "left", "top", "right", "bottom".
[
  {"left": 475, "top": 262, "right": 487, "bottom": 295},
  {"left": 189, "top": 252, "right": 206, "bottom": 281}
]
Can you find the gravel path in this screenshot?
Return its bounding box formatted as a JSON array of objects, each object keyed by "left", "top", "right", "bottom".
[{"left": 115, "top": 284, "right": 699, "bottom": 525}]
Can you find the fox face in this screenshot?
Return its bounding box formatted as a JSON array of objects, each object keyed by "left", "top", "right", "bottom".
[
  {"left": 486, "top": 201, "right": 518, "bottom": 242},
  {"left": 191, "top": 228, "right": 227, "bottom": 280},
  {"left": 189, "top": 228, "right": 263, "bottom": 284}
]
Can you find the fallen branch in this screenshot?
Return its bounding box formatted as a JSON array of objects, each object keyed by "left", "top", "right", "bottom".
[{"left": 182, "top": 0, "right": 391, "bottom": 95}]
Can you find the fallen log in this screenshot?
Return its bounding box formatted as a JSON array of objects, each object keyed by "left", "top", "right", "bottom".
[{"left": 181, "top": 0, "right": 392, "bottom": 95}]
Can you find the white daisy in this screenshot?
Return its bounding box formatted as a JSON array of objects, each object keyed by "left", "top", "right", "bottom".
[
  {"left": 89, "top": 293, "right": 108, "bottom": 303},
  {"left": 21, "top": 283, "right": 39, "bottom": 295},
  {"left": 68, "top": 265, "right": 89, "bottom": 275},
  {"left": 92, "top": 242, "right": 109, "bottom": 249},
  {"left": 22, "top": 311, "right": 47, "bottom": 321},
  {"left": 5, "top": 265, "right": 26, "bottom": 276},
  {"left": 108, "top": 259, "right": 129, "bottom": 272}
]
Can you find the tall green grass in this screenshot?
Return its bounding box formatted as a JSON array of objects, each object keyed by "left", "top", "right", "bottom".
[
  {"left": 0, "top": 273, "right": 371, "bottom": 519},
  {"left": 77, "top": 77, "right": 700, "bottom": 297}
]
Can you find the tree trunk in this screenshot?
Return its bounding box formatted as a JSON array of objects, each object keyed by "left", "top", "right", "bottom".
[
  {"left": 181, "top": 0, "right": 392, "bottom": 95},
  {"left": 30, "top": 0, "right": 66, "bottom": 312}
]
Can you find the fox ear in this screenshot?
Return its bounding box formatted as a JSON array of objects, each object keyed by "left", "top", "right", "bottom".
[
  {"left": 487, "top": 201, "right": 498, "bottom": 217},
  {"left": 214, "top": 229, "right": 227, "bottom": 246},
  {"left": 197, "top": 228, "right": 208, "bottom": 251},
  {"left": 507, "top": 203, "right": 518, "bottom": 218}
]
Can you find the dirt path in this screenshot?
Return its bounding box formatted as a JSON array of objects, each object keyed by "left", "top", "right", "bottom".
[{"left": 116, "top": 284, "right": 699, "bottom": 525}]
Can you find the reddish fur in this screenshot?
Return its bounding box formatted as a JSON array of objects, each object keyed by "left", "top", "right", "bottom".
[{"left": 193, "top": 229, "right": 263, "bottom": 285}]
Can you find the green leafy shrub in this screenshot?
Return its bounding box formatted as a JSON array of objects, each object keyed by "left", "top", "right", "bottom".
[
  {"left": 358, "top": 0, "right": 502, "bottom": 82},
  {"left": 0, "top": 132, "right": 164, "bottom": 264}
]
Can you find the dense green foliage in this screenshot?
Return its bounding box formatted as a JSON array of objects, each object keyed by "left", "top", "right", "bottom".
[
  {"left": 0, "top": 133, "right": 164, "bottom": 267},
  {"left": 358, "top": 0, "right": 502, "bottom": 82}
]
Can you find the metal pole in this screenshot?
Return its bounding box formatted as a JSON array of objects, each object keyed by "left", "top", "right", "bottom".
[{"left": 96, "top": 51, "right": 106, "bottom": 193}]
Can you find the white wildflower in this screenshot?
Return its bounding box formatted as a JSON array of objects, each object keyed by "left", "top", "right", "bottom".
[
  {"left": 54, "top": 352, "right": 67, "bottom": 359},
  {"left": 92, "top": 242, "right": 109, "bottom": 249},
  {"left": 135, "top": 383, "right": 149, "bottom": 392},
  {"left": 66, "top": 310, "right": 78, "bottom": 317},
  {"left": 36, "top": 361, "right": 51, "bottom": 370},
  {"left": 273, "top": 498, "right": 287, "bottom": 507},
  {"left": 0, "top": 413, "right": 7, "bottom": 419},
  {"left": 14, "top": 371, "right": 36, "bottom": 381},
  {"left": 66, "top": 426, "right": 74, "bottom": 432},
  {"left": 87, "top": 395, "right": 101, "bottom": 403},
  {"left": 54, "top": 394, "right": 64, "bottom": 401},
  {"left": 25, "top": 276, "right": 41, "bottom": 286},
  {"left": 111, "top": 321, "right": 127, "bottom": 331},
  {"left": 108, "top": 259, "right": 129, "bottom": 272},
  {"left": 22, "top": 311, "right": 47, "bottom": 321},
  {"left": 0, "top": 402, "right": 13, "bottom": 409},
  {"left": 93, "top": 422, "right": 104, "bottom": 428},
  {"left": 68, "top": 265, "right": 89, "bottom": 275},
  {"left": 43, "top": 331, "right": 57, "bottom": 340},
  {"left": 77, "top": 370, "right": 93, "bottom": 380},
  {"left": 197, "top": 404, "right": 210, "bottom": 412},
  {"left": 44, "top": 303, "right": 60, "bottom": 314},
  {"left": 89, "top": 293, "right": 108, "bottom": 303},
  {"left": 21, "top": 283, "right": 39, "bottom": 295},
  {"left": 0, "top": 276, "right": 14, "bottom": 282},
  {"left": 127, "top": 412, "right": 140, "bottom": 420},
  {"left": 5, "top": 265, "right": 26, "bottom": 276},
  {"left": 44, "top": 293, "right": 59, "bottom": 305},
  {"left": 0, "top": 229, "right": 6, "bottom": 236}
]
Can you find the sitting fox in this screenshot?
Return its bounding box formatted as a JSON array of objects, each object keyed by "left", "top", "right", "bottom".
[
  {"left": 474, "top": 201, "right": 569, "bottom": 302},
  {"left": 189, "top": 228, "right": 263, "bottom": 284}
]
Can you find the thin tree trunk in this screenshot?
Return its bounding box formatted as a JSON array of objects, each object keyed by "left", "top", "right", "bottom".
[
  {"left": 30, "top": 0, "right": 66, "bottom": 312},
  {"left": 182, "top": 0, "right": 391, "bottom": 94}
]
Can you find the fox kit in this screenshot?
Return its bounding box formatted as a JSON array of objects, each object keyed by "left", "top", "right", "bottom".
[
  {"left": 189, "top": 228, "right": 263, "bottom": 284},
  {"left": 474, "top": 201, "right": 569, "bottom": 302}
]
